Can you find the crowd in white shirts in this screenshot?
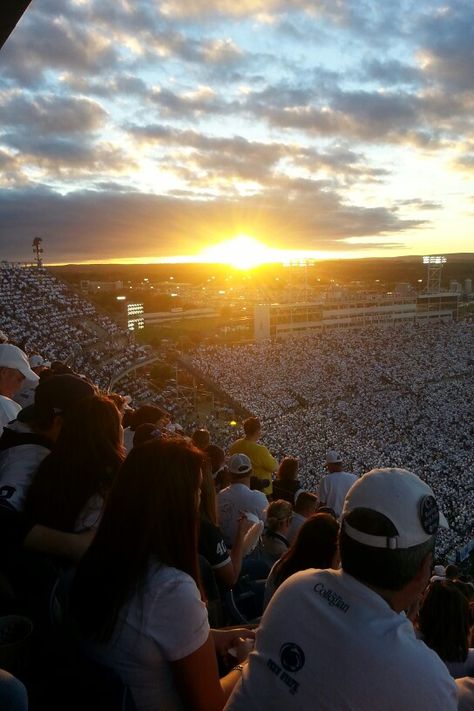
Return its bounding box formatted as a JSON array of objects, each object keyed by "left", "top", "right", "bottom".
[
  {"left": 191, "top": 321, "right": 474, "bottom": 561},
  {"left": 1, "top": 264, "right": 473, "bottom": 561}
]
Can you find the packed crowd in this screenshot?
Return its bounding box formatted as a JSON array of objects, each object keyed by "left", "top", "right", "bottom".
[
  {"left": 191, "top": 321, "right": 474, "bottom": 560},
  {"left": 0, "top": 264, "right": 237, "bottom": 434},
  {"left": 1, "top": 263, "right": 474, "bottom": 710},
  {"left": 0, "top": 264, "right": 146, "bottom": 391}
]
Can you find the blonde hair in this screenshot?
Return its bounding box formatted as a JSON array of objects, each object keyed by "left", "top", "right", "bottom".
[{"left": 266, "top": 499, "right": 293, "bottom": 532}]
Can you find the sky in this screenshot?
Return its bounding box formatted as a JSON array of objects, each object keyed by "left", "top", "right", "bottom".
[{"left": 0, "top": 0, "right": 474, "bottom": 264}]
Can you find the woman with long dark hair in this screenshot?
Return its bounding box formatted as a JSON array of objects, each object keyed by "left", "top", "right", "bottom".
[
  {"left": 418, "top": 580, "right": 474, "bottom": 678},
  {"left": 71, "top": 438, "right": 253, "bottom": 711},
  {"left": 272, "top": 457, "right": 300, "bottom": 505},
  {"left": 24, "top": 395, "right": 124, "bottom": 532},
  {"left": 264, "top": 513, "right": 339, "bottom": 608}
]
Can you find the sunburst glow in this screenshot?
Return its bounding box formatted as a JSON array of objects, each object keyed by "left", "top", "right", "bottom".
[{"left": 199, "top": 235, "right": 278, "bottom": 269}]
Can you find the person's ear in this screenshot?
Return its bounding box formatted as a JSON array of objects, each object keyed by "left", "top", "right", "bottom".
[{"left": 413, "top": 550, "right": 433, "bottom": 589}]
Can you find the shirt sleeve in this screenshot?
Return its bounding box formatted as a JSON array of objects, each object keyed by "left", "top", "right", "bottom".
[
  {"left": 149, "top": 572, "right": 210, "bottom": 662},
  {"left": 319, "top": 477, "right": 328, "bottom": 502},
  {"left": 259, "top": 446, "right": 277, "bottom": 474},
  {"left": 199, "top": 519, "right": 231, "bottom": 569}
]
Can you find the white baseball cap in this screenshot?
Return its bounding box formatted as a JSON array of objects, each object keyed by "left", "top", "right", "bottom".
[
  {"left": 29, "top": 354, "right": 51, "bottom": 369},
  {"left": 229, "top": 453, "right": 252, "bottom": 476},
  {"left": 0, "top": 344, "right": 39, "bottom": 382},
  {"left": 326, "top": 450, "right": 342, "bottom": 464},
  {"left": 342, "top": 467, "right": 448, "bottom": 550}
]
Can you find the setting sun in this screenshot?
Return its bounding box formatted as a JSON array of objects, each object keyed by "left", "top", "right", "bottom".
[{"left": 198, "top": 235, "right": 277, "bottom": 269}]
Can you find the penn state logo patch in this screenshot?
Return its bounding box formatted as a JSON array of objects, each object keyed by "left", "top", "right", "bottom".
[
  {"left": 419, "top": 495, "right": 439, "bottom": 535},
  {"left": 280, "top": 643, "right": 305, "bottom": 673}
]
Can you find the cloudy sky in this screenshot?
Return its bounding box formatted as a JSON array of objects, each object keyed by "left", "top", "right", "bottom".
[{"left": 1, "top": 0, "right": 473, "bottom": 264}]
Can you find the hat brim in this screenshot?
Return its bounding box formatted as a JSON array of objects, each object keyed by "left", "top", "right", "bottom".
[
  {"left": 19, "top": 367, "right": 39, "bottom": 383},
  {"left": 439, "top": 511, "right": 449, "bottom": 529}
]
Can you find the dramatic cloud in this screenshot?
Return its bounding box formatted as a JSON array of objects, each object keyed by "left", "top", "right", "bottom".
[
  {"left": 0, "top": 0, "right": 472, "bottom": 262},
  {"left": 0, "top": 182, "right": 424, "bottom": 263}
]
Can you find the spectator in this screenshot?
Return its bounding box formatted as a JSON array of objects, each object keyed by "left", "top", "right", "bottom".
[
  {"left": 446, "top": 564, "right": 460, "bottom": 581},
  {"left": 226, "top": 468, "right": 458, "bottom": 710},
  {"left": 132, "top": 423, "right": 162, "bottom": 448},
  {"left": 419, "top": 580, "right": 474, "bottom": 678},
  {"left": 264, "top": 512, "right": 339, "bottom": 608},
  {"left": 287, "top": 491, "right": 318, "bottom": 544},
  {"left": 14, "top": 354, "right": 50, "bottom": 408},
  {"left": 261, "top": 500, "right": 292, "bottom": 564},
  {"left": 205, "top": 444, "right": 230, "bottom": 493},
  {"left": 123, "top": 404, "right": 169, "bottom": 453},
  {"left": 71, "top": 438, "right": 254, "bottom": 711},
  {"left": 217, "top": 453, "right": 268, "bottom": 548},
  {"left": 229, "top": 417, "right": 277, "bottom": 496},
  {"left": 199, "top": 466, "right": 252, "bottom": 588},
  {"left": 0, "top": 375, "right": 96, "bottom": 513},
  {"left": 0, "top": 344, "right": 38, "bottom": 436},
  {"left": 272, "top": 457, "right": 300, "bottom": 505},
  {"left": 192, "top": 428, "right": 211, "bottom": 451},
  {"left": 318, "top": 450, "right": 357, "bottom": 518},
  {"left": 24, "top": 395, "right": 124, "bottom": 534}
]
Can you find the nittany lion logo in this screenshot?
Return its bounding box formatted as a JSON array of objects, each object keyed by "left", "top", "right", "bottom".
[
  {"left": 279, "top": 643, "right": 305, "bottom": 673},
  {"left": 419, "top": 495, "right": 439, "bottom": 535}
]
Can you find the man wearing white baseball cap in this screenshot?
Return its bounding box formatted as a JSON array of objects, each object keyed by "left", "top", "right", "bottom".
[
  {"left": 14, "top": 354, "right": 51, "bottom": 408},
  {"left": 226, "top": 468, "right": 457, "bottom": 710},
  {"left": 218, "top": 453, "right": 268, "bottom": 548},
  {"left": 0, "top": 344, "right": 39, "bottom": 436},
  {"left": 318, "top": 450, "right": 357, "bottom": 519}
]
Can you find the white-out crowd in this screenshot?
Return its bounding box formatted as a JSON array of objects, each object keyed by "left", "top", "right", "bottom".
[
  {"left": 191, "top": 321, "right": 474, "bottom": 561},
  {"left": 0, "top": 263, "right": 231, "bottom": 432},
  {"left": 1, "top": 263, "right": 473, "bottom": 561}
]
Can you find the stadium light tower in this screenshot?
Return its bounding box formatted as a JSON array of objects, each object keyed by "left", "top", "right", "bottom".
[
  {"left": 32, "top": 237, "right": 44, "bottom": 267},
  {"left": 422, "top": 255, "right": 446, "bottom": 294}
]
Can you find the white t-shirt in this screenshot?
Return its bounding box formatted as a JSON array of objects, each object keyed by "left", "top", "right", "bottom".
[
  {"left": 0, "top": 396, "right": 21, "bottom": 438},
  {"left": 318, "top": 471, "right": 358, "bottom": 517},
  {"left": 88, "top": 562, "right": 209, "bottom": 711},
  {"left": 74, "top": 493, "right": 104, "bottom": 532},
  {"left": 287, "top": 512, "right": 306, "bottom": 544},
  {"left": 226, "top": 569, "right": 457, "bottom": 711},
  {"left": 0, "top": 421, "right": 50, "bottom": 511},
  {"left": 217, "top": 482, "right": 268, "bottom": 547}
]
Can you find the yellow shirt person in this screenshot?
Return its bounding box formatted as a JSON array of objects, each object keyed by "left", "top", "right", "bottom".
[{"left": 229, "top": 417, "right": 277, "bottom": 496}]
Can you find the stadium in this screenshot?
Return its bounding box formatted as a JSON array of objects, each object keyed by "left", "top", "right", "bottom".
[
  {"left": 1, "top": 255, "right": 474, "bottom": 708},
  {"left": 1, "top": 257, "right": 472, "bottom": 565},
  {"left": 3, "top": 1, "right": 474, "bottom": 708}
]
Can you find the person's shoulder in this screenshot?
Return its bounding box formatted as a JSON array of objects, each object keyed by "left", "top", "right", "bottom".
[
  {"left": 147, "top": 561, "right": 193, "bottom": 587},
  {"left": 229, "top": 438, "right": 245, "bottom": 453},
  {"left": 250, "top": 488, "right": 268, "bottom": 504},
  {"left": 456, "top": 677, "right": 474, "bottom": 711},
  {"left": 217, "top": 485, "right": 233, "bottom": 500},
  {"left": 200, "top": 517, "right": 220, "bottom": 537},
  {"left": 343, "top": 471, "right": 358, "bottom": 480}
]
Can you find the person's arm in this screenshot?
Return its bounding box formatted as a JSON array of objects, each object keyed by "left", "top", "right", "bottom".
[
  {"left": 215, "top": 517, "right": 253, "bottom": 588},
  {"left": 171, "top": 633, "right": 245, "bottom": 710},
  {"left": 260, "top": 446, "right": 277, "bottom": 474},
  {"left": 23, "top": 524, "right": 95, "bottom": 563},
  {"left": 318, "top": 478, "right": 327, "bottom": 507}
]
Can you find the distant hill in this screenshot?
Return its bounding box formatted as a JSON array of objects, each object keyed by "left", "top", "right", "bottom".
[{"left": 50, "top": 253, "right": 474, "bottom": 290}]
